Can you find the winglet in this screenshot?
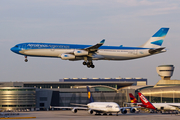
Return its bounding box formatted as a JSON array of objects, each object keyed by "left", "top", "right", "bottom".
[
  {"left": 87, "top": 86, "right": 94, "bottom": 103},
  {"left": 84, "top": 39, "right": 105, "bottom": 51},
  {"left": 138, "top": 92, "right": 156, "bottom": 110},
  {"left": 100, "top": 39, "right": 105, "bottom": 44},
  {"left": 129, "top": 93, "right": 139, "bottom": 103}
]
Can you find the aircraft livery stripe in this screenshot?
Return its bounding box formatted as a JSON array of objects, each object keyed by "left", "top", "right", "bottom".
[{"left": 17, "top": 43, "right": 149, "bottom": 50}]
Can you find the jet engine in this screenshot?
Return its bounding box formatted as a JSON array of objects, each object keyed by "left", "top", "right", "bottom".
[
  {"left": 88, "top": 109, "right": 93, "bottom": 114},
  {"left": 121, "top": 109, "right": 127, "bottom": 114},
  {"left": 130, "top": 108, "right": 136, "bottom": 113},
  {"left": 74, "top": 50, "right": 88, "bottom": 56},
  {"left": 71, "top": 108, "right": 77, "bottom": 113},
  {"left": 60, "top": 54, "right": 75, "bottom": 60}
]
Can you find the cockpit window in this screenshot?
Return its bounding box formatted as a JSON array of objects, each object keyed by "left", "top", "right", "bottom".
[
  {"left": 116, "top": 106, "right": 119, "bottom": 108},
  {"left": 15, "top": 45, "right": 18, "bottom": 47}
]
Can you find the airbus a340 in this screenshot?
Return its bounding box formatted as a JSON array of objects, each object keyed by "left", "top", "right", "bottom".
[{"left": 11, "top": 28, "right": 169, "bottom": 68}]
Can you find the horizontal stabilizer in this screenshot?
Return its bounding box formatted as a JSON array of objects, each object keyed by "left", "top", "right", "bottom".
[{"left": 149, "top": 47, "right": 165, "bottom": 54}]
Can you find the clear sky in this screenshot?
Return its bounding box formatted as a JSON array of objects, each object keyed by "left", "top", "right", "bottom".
[{"left": 0, "top": 0, "right": 180, "bottom": 85}]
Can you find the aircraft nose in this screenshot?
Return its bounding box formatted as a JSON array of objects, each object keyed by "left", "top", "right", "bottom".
[{"left": 10, "top": 47, "right": 20, "bottom": 54}]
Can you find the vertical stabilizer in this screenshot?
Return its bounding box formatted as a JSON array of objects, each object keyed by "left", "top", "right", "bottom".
[
  {"left": 140, "top": 28, "right": 169, "bottom": 48},
  {"left": 138, "top": 92, "right": 156, "bottom": 110},
  {"left": 87, "top": 86, "right": 94, "bottom": 103},
  {"left": 129, "top": 93, "right": 139, "bottom": 103}
]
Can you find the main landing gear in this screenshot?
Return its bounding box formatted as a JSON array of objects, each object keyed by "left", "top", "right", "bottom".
[
  {"left": 82, "top": 61, "right": 95, "bottom": 68},
  {"left": 24, "top": 56, "right": 28, "bottom": 62}
]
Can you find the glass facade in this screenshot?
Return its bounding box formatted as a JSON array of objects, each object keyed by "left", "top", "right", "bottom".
[
  {"left": 140, "top": 86, "right": 180, "bottom": 103},
  {"left": 0, "top": 87, "right": 36, "bottom": 111},
  {"left": 59, "top": 91, "right": 127, "bottom": 107}
]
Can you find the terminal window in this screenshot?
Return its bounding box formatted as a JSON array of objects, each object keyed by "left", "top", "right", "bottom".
[{"left": 40, "top": 103, "right": 44, "bottom": 107}]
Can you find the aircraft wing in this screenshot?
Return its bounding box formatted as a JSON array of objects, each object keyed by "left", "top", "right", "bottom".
[
  {"left": 50, "top": 106, "right": 106, "bottom": 112},
  {"left": 70, "top": 103, "right": 107, "bottom": 112},
  {"left": 70, "top": 103, "right": 88, "bottom": 107},
  {"left": 169, "top": 105, "right": 180, "bottom": 109},
  {"left": 120, "top": 106, "right": 141, "bottom": 111},
  {"left": 124, "top": 103, "right": 143, "bottom": 107},
  {"left": 84, "top": 39, "right": 105, "bottom": 52},
  {"left": 51, "top": 106, "right": 88, "bottom": 110}
]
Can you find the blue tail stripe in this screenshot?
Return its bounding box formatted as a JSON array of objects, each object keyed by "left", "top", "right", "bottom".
[
  {"left": 151, "top": 40, "right": 163, "bottom": 46},
  {"left": 152, "top": 28, "right": 169, "bottom": 37}
]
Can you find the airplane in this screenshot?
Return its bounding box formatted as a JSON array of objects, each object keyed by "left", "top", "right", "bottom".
[
  {"left": 51, "top": 86, "right": 138, "bottom": 116},
  {"left": 129, "top": 92, "right": 180, "bottom": 113},
  {"left": 129, "top": 93, "right": 156, "bottom": 110},
  {"left": 11, "top": 27, "right": 169, "bottom": 68}
]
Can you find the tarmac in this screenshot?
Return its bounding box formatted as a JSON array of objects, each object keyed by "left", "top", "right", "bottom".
[{"left": 1, "top": 110, "right": 180, "bottom": 120}]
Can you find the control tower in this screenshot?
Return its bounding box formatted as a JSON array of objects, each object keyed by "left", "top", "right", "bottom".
[
  {"left": 156, "top": 65, "right": 174, "bottom": 80},
  {"left": 154, "top": 65, "right": 180, "bottom": 87}
]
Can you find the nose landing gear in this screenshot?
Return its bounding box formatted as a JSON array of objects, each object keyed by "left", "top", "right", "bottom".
[{"left": 24, "top": 56, "right": 28, "bottom": 62}]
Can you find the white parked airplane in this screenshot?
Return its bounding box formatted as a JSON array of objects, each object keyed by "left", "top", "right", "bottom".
[
  {"left": 51, "top": 86, "right": 137, "bottom": 115},
  {"left": 129, "top": 92, "right": 180, "bottom": 113},
  {"left": 11, "top": 28, "right": 169, "bottom": 68}
]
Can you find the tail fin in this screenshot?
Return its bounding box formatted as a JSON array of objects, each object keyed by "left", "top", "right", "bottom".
[
  {"left": 87, "top": 86, "right": 94, "bottom": 103},
  {"left": 140, "top": 28, "right": 169, "bottom": 48},
  {"left": 129, "top": 93, "right": 139, "bottom": 103},
  {"left": 138, "top": 92, "right": 156, "bottom": 110}
]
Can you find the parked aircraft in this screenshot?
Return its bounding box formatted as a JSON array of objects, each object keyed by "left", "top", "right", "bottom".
[
  {"left": 11, "top": 28, "right": 169, "bottom": 68},
  {"left": 129, "top": 93, "right": 156, "bottom": 110},
  {"left": 129, "top": 92, "right": 180, "bottom": 113},
  {"left": 51, "top": 86, "right": 137, "bottom": 115}
]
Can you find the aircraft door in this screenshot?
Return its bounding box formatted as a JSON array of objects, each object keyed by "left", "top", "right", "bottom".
[{"left": 133, "top": 50, "right": 137, "bottom": 55}]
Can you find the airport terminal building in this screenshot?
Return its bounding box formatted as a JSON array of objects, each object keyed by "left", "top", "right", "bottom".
[
  {"left": 0, "top": 78, "right": 147, "bottom": 111},
  {"left": 1, "top": 65, "right": 180, "bottom": 111},
  {"left": 139, "top": 65, "right": 180, "bottom": 103}
]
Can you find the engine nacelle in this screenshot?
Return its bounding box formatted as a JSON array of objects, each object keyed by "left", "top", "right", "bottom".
[
  {"left": 74, "top": 50, "right": 88, "bottom": 56},
  {"left": 121, "top": 109, "right": 127, "bottom": 114},
  {"left": 60, "top": 54, "right": 75, "bottom": 60},
  {"left": 130, "top": 108, "right": 136, "bottom": 113},
  {"left": 88, "top": 109, "right": 93, "bottom": 114},
  {"left": 71, "top": 108, "right": 77, "bottom": 113}
]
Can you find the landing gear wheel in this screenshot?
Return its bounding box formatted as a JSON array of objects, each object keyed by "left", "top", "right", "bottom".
[
  {"left": 90, "top": 65, "right": 95, "bottom": 68},
  {"left": 95, "top": 113, "right": 101, "bottom": 115},
  {"left": 103, "top": 113, "right": 107, "bottom": 115},
  {"left": 83, "top": 61, "right": 87, "bottom": 65},
  {"left": 87, "top": 64, "right": 91, "bottom": 68},
  {"left": 87, "top": 62, "right": 91, "bottom": 68},
  {"left": 25, "top": 59, "right": 28, "bottom": 62},
  {"left": 86, "top": 61, "right": 95, "bottom": 68},
  {"left": 109, "top": 113, "right": 112, "bottom": 115}
]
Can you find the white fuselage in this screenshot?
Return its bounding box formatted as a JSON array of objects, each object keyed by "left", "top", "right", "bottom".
[
  {"left": 152, "top": 103, "right": 180, "bottom": 111},
  {"left": 87, "top": 102, "right": 120, "bottom": 113},
  {"left": 19, "top": 48, "right": 153, "bottom": 60}
]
